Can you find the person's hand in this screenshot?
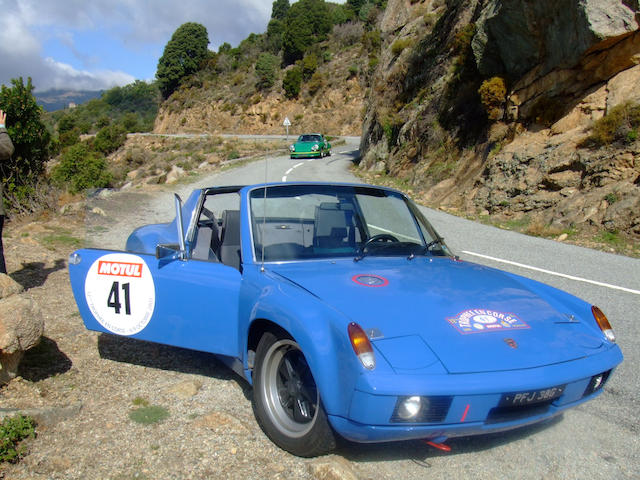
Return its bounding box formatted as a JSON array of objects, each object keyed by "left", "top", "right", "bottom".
[{"left": 0, "top": 109, "right": 6, "bottom": 125}]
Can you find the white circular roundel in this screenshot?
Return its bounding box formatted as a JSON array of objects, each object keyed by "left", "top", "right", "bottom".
[{"left": 84, "top": 253, "right": 155, "bottom": 336}]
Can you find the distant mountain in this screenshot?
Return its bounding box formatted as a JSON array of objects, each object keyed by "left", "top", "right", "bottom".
[{"left": 35, "top": 89, "right": 103, "bottom": 112}]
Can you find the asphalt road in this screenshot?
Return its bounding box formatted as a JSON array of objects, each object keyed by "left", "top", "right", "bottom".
[{"left": 93, "top": 137, "right": 639, "bottom": 479}]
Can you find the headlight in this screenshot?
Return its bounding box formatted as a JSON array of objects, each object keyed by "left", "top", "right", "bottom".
[
  {"left": 592, "top": 306, "right": 615, "bottom": 342},
  {"left": 311, "top": 144, "right": 319, "bottom": 151},
  {"left": 289, "top": 145, "right": 295, "bottom": 152},
  {"left": 397, "top": 396, "right": 422, "bottom": 420}
]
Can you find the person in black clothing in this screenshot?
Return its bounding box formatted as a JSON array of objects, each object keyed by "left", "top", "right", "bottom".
[{"left": 0, "top": 109, "right": 15, "bottom": 274}]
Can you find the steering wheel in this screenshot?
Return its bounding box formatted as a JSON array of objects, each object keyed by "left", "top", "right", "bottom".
[
  {"left": 363, "top": 233, "right": 399, "bottom": 248},
  {"left": 198, "top": 207, "right": 217, "bottom": 227}
]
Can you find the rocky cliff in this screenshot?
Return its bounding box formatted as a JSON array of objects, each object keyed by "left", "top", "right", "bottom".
[{"left": 359, "top": 0, "right": 640, "bottom": 249}]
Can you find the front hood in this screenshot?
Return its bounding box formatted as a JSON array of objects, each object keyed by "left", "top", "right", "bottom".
[
  {"left": 269, "top": 257, "right": 605, "bottom": 374},
  {"left": 294, "top": 141, "right": 319, "bottom": 150}
]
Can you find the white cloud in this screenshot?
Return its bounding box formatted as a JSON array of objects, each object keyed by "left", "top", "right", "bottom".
[
  {"left": 42, "top": 57, "right": 135, "bottom": 90},
  {"left": 0, "top": 0, "right": 346, "bottom": 91},
  {"left": 0, "top": 3, "right": 134, "bottom": 91}
]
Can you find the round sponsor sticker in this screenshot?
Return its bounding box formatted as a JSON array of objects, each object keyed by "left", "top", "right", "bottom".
[{"left": 84, "top": 253, "right": 155, "bottom": 335}]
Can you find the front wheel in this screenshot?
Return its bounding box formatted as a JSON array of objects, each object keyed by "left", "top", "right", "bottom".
[{"left": 252, "top": 332, "right": 336, "bottom": 457}]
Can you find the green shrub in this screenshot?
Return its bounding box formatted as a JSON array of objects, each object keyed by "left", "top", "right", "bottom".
[
  {"left": 51, "top": 143, "right": 113, "bottom": 194},
  {"left": 0, "top": 415, "right": 36, "bottom": 463},
  {"left": 582, "top": 102, "right": 640, "bottom": 147},
  {"left": 362, "top": 29, "right": 381, "bottom": 53},
  {"left": 391, "top": 38, "right": 413, "bottom": 57},
  {"left": 283, "top": 66, "right": 303, "bottom": 99},
  {"left": 478, "top": 77, "right": 507, "bottom": 121},
  {"left": 93, "top": 124, "right": 126, "bottom": 154},
  {"left": 307, "top": 72, "right": 325, "bottom": 96},
  {"left": 302, "top": 53, "right": 318, "bottom": 80}
]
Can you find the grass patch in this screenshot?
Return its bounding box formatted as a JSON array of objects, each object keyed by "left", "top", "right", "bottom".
[
  {"left": 132, "top": 397, "right": 150, "bottom": 407},
  {"left": 0, "top": 415, "right": 36, "bottom": 464},
  {"left": 129, "top": 406, "right": 169, "bottom": 425},
  {"left": 39, "top": 227, "right": 83, "bottom": 250},
  {"left": 500, "top": 216, "right": 531, "bottom": 231},
  {"left": 595, "top": 230, "right": 622, "bottom": 247}
]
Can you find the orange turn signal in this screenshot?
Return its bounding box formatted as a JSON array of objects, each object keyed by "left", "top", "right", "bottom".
[
  {"left": 348, "top": 322, "right": 376, "bottom": 370},
  {"left": 592, "top": 306, "right": 615, "bottom": 343}
]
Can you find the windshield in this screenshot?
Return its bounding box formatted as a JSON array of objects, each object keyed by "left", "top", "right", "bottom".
[
  {"left": 298, "top": 135, "right": 322, "bottom": 142},
  {"left": 250, "top": 185, "right": 450, "bottom": 262}
]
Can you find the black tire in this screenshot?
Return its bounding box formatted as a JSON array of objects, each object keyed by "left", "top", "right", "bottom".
[{"left": 252, "top": 331, "right": 336, "bottom": 457}]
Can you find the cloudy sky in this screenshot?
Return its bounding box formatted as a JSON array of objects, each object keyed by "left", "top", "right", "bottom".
[{"left": 0, "top": 0, "right": 339, "bottom": 92}]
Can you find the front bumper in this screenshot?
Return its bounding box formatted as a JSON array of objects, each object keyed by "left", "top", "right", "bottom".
[
  {"left": 290, "top": 151, "right": 322, "bottom": 158},
  {"left": 328, "top": 345, "right": 622, "bottom": 443}
]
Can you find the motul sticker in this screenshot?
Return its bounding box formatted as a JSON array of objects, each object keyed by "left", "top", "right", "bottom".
[
  {"left": 97, "top": 261, "right": 142, "bottom": 277},
  {"left": 84, "top": 253, "right": 155, "bottom": 335},
  {"left": 447, "top": 309, "right": 529, "bottom": 334}
]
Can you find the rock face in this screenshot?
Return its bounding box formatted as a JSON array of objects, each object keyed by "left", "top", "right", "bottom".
[
  {"left": 0, "top": 274, "right": 44, "bottom": 384},
  {"left": 359, "top": 0, "right": 640, "bottom": 243},
  {"left": 472, "top": 0, "right": 638, "bottom": 79}
]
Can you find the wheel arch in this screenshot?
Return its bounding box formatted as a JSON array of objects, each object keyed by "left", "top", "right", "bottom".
[{"left": 245, "top": 311, "right": 357, "bottom": 419}]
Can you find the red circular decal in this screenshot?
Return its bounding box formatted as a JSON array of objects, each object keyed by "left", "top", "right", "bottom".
[{"left": 352, "top": 274, "right": 389, "bottom": 287}]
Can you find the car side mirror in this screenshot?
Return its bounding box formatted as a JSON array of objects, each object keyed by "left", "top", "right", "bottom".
[
  {"left": 156, "top": 243, "right": 181, "bottom": 259},
  {"left": 155, "top": 194, "right": 187, "bottom": 260}
]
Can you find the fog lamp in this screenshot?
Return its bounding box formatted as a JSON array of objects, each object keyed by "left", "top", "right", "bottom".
[{"left": 397, "top": 396, "right": 422, "bottom": 420}]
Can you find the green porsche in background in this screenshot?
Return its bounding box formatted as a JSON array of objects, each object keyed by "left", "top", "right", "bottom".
[{"left": 289, "top": 133, "right": 331, "bottom": 159}]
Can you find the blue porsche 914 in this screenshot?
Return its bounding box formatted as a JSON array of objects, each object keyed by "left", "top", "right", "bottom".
[{"left": 68, "top": 182, "right": 623, "bottom": 457}]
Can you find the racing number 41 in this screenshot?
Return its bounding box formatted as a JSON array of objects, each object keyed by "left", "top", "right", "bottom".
[{"left": 107, "top": 281, "right": 131, "bottom": 315}]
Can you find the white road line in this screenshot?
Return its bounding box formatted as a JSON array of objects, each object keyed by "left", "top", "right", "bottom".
[
  {"left": 282, "top": 162, "right": 304, "bottom": 182},
  {"left": 462, "top": 250, "right": 640, "bottom": 296}
]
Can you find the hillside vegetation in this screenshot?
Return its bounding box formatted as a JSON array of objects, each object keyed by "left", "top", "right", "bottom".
[{"left": 154, "top": 0, "right": 383, "bottom": 135}]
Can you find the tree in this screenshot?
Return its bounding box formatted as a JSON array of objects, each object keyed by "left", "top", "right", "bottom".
[
  {"left": 156, "top": 23, "right": 210, "bottom": 98},
  {"left": 255, "top": 53, "right": 280, "bottom": 90},
  {"left": 282, "top": 0, "right": 332, "bottom": 64},
  {"left": 266, "top": 18, "right": 285, "bottom": 53},
  {"left": 271, "top": 0, "right": 290, "bottom": 20},
  {"left": 0, "top": 77, "right": 51, "bottom": 187}
]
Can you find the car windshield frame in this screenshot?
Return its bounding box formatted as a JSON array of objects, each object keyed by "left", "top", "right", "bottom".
[
  {"left": 249, "top": 184, "right": 450, "bottom": 263},
  {"left": 298, "top": 135, "right": 322, "bottom": 142}
]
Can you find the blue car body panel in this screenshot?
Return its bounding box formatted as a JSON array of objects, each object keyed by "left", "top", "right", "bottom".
[{"left": 68, "top": 182, "right": 623, "bottom": 445}]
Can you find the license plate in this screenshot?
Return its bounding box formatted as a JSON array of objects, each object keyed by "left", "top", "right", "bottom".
[{"left": 499, "top": 385, "right": 566, "bottom": 407}]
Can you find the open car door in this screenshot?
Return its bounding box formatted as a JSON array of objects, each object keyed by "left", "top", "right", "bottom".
[{"left": 68, "top": 248, "right": 241, "bottom": 357}]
